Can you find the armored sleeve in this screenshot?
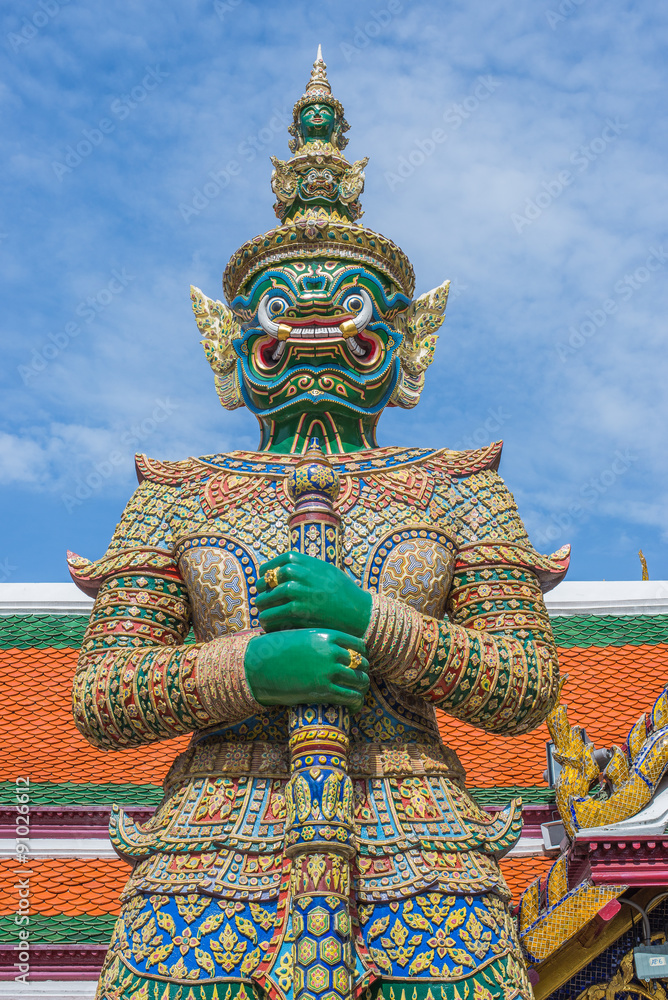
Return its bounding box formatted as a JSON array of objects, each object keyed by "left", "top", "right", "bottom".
[
  {"left": 69, "top": 479, "right": 262, "bottom": 751},
  {"left": 364, "top": 461, "right": 569, "bottom": 737}
]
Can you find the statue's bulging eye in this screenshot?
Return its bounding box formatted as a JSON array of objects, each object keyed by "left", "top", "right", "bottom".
[
  {"left": 268, "top": 297, "right": 286, "bottom": 316},
  {"left": 344, "top": 294, "right": 364, "bottom": 314}
]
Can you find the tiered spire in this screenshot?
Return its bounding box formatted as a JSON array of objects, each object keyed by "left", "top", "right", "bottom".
[
  {"left": 288, "top": 45, "right": 349, "bottom": 153},
  {"left": 222, "top": 49, "right": 416, "bottom": 303},
  {"left": 304, "top": 44, "right": 331, "bottom": 99}
]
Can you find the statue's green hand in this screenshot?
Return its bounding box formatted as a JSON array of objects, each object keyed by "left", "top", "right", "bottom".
[
  {"left": 256, "top": 552, "right": 372, "bottom": 637},
  {"left": 244, "top": 629, "right": 370, "bottom": 711}
]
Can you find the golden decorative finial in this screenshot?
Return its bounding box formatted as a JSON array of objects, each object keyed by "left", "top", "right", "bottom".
[
  {"left": 305, "top": 44, "right": 331, "bottom": 97},
  {"left": 639, "top": 549, "right": 649, "bottom": 580}
]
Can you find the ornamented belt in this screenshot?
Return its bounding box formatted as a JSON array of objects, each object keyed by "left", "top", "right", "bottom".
[{"left": 164, "top": 738, "right": 466, "bottom": 791}]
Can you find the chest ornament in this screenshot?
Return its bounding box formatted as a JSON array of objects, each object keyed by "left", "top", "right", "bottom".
[
  {"left": 363, "top": 465, "right": 434, "bottom": 510},
  {"left": 199, "top": 469, "right": 362, "bottom": 521},
  {"left": 363, "top": 526, "right": 458, "bottom": 619},
  {"left": 174, "top": 535, "right": 261, "bottom": 640},
  {"left": 202, "top": 472, "right": 275, "bottom": 518}
]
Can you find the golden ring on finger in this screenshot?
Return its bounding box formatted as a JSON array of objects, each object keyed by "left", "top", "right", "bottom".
[
  {"left": 264, "top": 568, "right": 279, "bottom": 590},
  {"left": 349, "top": 649, "right": 363, "bottom": 670}
]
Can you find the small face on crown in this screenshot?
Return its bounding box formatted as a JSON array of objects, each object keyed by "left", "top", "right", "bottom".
[{"left": 299, "top": 102, "right": 337, "bottom": 143}]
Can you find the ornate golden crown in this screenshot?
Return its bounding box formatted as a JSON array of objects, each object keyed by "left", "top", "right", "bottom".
[
  {"left": 222, "top": 48, "right": 415, "bottom": 302},
  {"left": 223, "top": 215, "right": 415, "bottom": 302},
  {"left": 206, "top": 50, "right": 449, "bottom": 413}
]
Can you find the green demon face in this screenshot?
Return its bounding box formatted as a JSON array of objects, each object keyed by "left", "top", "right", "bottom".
[
  {"left": 299, "top": 103, "right": 336, "bottom": 143},
  {"left": 230, "top": 261, "right": 410, "bottom": 418}
]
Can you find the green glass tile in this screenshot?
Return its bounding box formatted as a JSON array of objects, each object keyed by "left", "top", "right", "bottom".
[
  {"left": 0, "top": 781, "right": 163, "bottom": 805},
  {"left": 0, "top": 913, "right": 116, "bottom": 944},
  {"left": 2, "top": 612, "right": 667, "bottom": 651},
  {"left": 0, "top": 780, "right": 555, "bottom": 809},
  {"left": 468, "top": 785, "right": 555, "bottom": 806},
  {"left": 0, "top": 614, "right": 197, "bottom": 649},
  {"left": 0, "top": 615, "right": 89, "bottom": 649},
  {"left": 551, "top": 614, "right": 668, "bottom": 649}
]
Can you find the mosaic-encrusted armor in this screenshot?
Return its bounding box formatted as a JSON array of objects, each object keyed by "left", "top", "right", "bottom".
[
  {"left": 71, "top": 444, "right": 567, "bottom": 999},
  {"left": 70, "top": 48, "right": 568, "bottom": 1000}
]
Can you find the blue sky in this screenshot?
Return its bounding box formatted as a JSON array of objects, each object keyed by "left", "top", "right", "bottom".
[{"left": 1, "top": 0, "right": 667, "bottom": 582}]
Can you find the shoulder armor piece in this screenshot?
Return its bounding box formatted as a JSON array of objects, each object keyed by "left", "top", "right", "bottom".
[
  {"left": 135, "top": 453, "right": 214, "bottom": 486},
  {"left": 428, "top": 441, "right": 503, "bottom": 477},
  {"left": 455, "top": 540, "right": 570, "bottom": 593},
  {"left": 67, "top": 546, "right": 179, "bottom": 597}
]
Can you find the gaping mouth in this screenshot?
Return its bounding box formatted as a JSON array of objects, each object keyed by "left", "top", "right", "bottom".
[
  {"left": 286, "top": 319, "right": 357, "bottom": 340},
  {"left": 258, "top": 290, "right": 373, "bottom": 361}
]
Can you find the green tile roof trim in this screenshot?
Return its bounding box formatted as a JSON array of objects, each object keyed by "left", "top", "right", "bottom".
[
  {"left": 469, "top": 785, "right": 555, "bottom": 806},
  {"left": 0, "top": 780, "right": 554, "bottom": 808},
  {"left": 0, "top": 614, "right": 197, "bottom": 649},
  {"left": 0, "top": 614, "right": 89, "bottom": 649},
  {"left": 2, "top": 613, "right": 667, "bottom": 650},
  {"left": 0, "top": 913, "right": 116, "bottom": 944},
  {"left": 0, "top": 781, "right": 164, "bottom": 806},
  {"left": 551, "top": 614, "right": 668, "bottom": 648}
]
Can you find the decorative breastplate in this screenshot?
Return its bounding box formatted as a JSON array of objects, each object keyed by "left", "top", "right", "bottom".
[{"left": 173, "top": 519, "right": 457, "bottom": 644}]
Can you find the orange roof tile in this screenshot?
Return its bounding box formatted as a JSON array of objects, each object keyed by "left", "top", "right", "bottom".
[
  {"left": 500, "top": 855, "right": 555, "bottom": 906},
  {"left": 0, "top": 648, "right": 188, "bottom": 784},
  {"left": 0, "top": 858, "right": 128, "bottom": 916},
  {"left": 0, "top": 855, "right": 545, "bottom": 917},
  {"left": 438, "top": 642, "right": 668, "bottom": 788},
  {"left": 2, "top": 638, "right": 667, "bottom": 797}
]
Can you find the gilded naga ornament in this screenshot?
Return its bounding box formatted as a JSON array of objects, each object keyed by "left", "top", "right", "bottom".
[{"left": 69, "top": 47, "right": 570, "bottom": 1000}]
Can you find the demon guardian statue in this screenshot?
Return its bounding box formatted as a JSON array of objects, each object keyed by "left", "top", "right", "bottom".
[{"left": 70, "top": 48, "right": 568, "bottom": 1000}]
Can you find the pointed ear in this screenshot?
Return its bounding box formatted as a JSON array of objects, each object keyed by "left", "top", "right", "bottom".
[
  {"left": 395, "top": 279, "right": 450, "bottom": 340},
  {"left": 340, "top": 157, "right": 369, "bottom": 212},
  {"left": 389, "top": 280, "right": 450, "bottom": 410},
  {"left": 190, "top": 285, "right": 241, "bottom": 367},
  {"left": 190, "top": 286, "right": 245, "bottom": 410}
]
